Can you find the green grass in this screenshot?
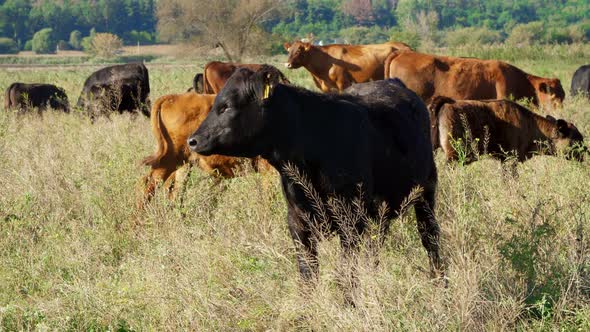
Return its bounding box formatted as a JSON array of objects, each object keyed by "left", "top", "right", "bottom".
[{"left": 1, "top": 45, "right": 590, "bottom": 330}]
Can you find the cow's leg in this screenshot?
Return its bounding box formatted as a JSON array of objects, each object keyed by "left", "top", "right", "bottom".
[
  {"left": 139, "top": 167, "right": 174, "bottom": 208},
  {"left": 328, "top": 65, "right": 350, "bottom": 92},
  {"left": 167, "top": 163, "right": 193, "bottom": 201},
  {"left": 414, "top": 167, "right": 444, "bottom": 278},
  {"left": 338, "top": 222, "right": 364, "bottom": 306},
  {"left": 287, "top": 206, "right": 318, "bottom": 283}
]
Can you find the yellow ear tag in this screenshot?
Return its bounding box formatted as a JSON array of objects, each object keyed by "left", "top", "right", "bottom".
[{"left": 263, "top": 84, "right": 271, "bottom": 100}]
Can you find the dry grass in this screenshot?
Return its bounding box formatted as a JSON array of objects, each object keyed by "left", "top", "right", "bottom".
[{"left": 0, "top": 50, "right": 590, "bottom": 331}]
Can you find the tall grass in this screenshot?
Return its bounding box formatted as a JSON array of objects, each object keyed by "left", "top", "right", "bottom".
[{"left": 0, "top": 47, "right": 590, "bottom": 330}]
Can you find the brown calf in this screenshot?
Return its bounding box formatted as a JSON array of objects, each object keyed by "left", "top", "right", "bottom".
[{"left": 428, "top": 96, "right": 584, "bottom": 163}]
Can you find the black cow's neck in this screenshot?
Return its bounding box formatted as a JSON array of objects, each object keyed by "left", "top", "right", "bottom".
[{"left": 263, "top": 85, "right": 326, "bottom": 169}]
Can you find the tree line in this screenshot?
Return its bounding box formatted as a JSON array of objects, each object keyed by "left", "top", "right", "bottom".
[{"left": 0, "top": 0, "right": 588, "bottom": 56}]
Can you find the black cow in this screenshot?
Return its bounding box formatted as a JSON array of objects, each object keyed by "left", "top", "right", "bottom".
[
  {"left": 187, "top": 69, "right": 443, "bottom": 287},
  {"left": 4, "top": 83, "right": 69, "bottom": 113},
  {"left": 571, "top": 65, "right": 590, "bottom": 98},
  {"left": 77, "top": 63, "right": 150, "bottom": 117}
]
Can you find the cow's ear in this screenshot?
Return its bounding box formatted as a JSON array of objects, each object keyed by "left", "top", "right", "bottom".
[
  {"left": 260, "top": 72, "right": 276, "bottom": 102},
  {"left": 546, "top": 115, "right": 556, "bottom": 122},
  {"left": 557, "top": 119, "right": 570, "bottom": 137},
  {"left": 284, "top": 42, "right": 291, "bottom": 51},
  {"left": 303, "top": 43, "right": 312, "bottom": 51}
]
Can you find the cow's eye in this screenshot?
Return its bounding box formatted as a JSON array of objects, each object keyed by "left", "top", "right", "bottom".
[{"left": 219, "top": 107, "right": 230, "bottom": 114}]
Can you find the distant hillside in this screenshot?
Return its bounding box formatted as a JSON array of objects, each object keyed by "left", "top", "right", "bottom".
[{"left": 0, "top": 0, "right": 588, "bottom": 54}]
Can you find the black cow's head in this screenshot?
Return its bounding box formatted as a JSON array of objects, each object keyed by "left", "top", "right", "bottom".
[
  {"left": 546, "top": 115, "right": 586, "bottom": 161},
  {"left": 188, "top": 66, "right": 284, "bottom": 158}
]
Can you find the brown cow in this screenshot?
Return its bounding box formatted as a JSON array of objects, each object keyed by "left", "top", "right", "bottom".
[
  {"left": 284, "top": 41, "right": 412, "bottom": 92},
  {"left": 201, "top": 62, "right": 290, "bottom": 94},
  {"left": 385, "top": 51, "right": 565, "bottom": 108},
  {"left": 428, "top": 96, "right": 584, "bottom": 164},
  {"left": 140, "top": 92, "right": 271, "bottom": 205}
]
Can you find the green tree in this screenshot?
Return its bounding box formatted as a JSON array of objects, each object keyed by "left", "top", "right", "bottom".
[
  {"left": 0, "top": 0, "right": 32, "bottom": 47},
  {"left": 0, "top": 37, "right": 19, "bottom": 54},
  {"left": 32, "top": 28, "right": 57, "bottom": 54},
  {"left": 69, "top": 30, "right": 82, "bottom": 49}
]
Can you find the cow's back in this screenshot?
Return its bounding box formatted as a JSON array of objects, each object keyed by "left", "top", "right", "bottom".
[
  {"left": 203, "top": 62, "right": 262, "bottom": 94},
  {"left": 572, "top": 65, "right": 590, "bottom": 97},
  {"left": 387, "top": 51, "right": 535, "bottom": 103},
  {"left": 325, "top": 42, "right": 411, "bottom": 82}
]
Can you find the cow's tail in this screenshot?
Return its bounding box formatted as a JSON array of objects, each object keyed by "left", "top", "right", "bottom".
[
  {"left": 4, "top": 83, "right": 17, "bottom": 110},
  {"left": 428, "top": 96, "right": 456, "bottom": 150},
  {"left": 384, "top": 51, "right": 403, "bottom": 79},
  {"left": 142, "top": 96, "right": 169, "bottom": 168}
]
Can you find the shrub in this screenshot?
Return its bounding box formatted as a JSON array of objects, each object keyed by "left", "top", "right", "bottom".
[
  {"left": 23, "top": 40, "right": 33, "bottom": 51},
  {"left": 57, "top": 40, "right": 71, "bottom": 51},
  {"left": 568, "top": 25, "right": 587, "bottom": 43},
  {"left": 544, "top": 26, "right": 571, "bottom": 44},
  {"left": 89, "top": 33, "right": 123, "bottom": 58},
  {"left": 81, "top": 28, "right": 97, "bottom": 53},
  {"left": 339, "top": 26, "right": 389, "bottom": 44},
  {"left": 389, "top": 28, "right": 421, "bottom": 50},
  {"left": 69, "top": 30, "right": 82, "bottom": 50},
  {"left": 32, "top": 28, "right": 57, "bottom": 54},
  {"left": 0, "top": 38, "right": 19, "bottom": 54},
  {"left": 445, "top": 27, "right": 502, "bottom": 47},
  {"left": 123, "top": 30, "right": 153, "bottom": 45},
  {"left": 506, "top": 21, "right": 545, "bottom": 46}
]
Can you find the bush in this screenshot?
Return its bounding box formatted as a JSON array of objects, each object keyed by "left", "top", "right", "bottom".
[
  {"left": 389, "top": 28, "right": 421, "bottom": 50},
  {"left": 23, "top": 40, "right": 33, "bottom": 51},
  {"left": 81, "top": 28, "right": 97, "bottom": 53},
  {"left": 32, "top": 28, "right": 57, "bottom": 54},
  {"left": 0, "top": 38, "right": 19, "bottom": 54},
  {"left": 57, "top": 40, "right": 71, "bottom": 51},
  {"left": 568, "top": 25, "right": 587, "bottom": 43},
  {"left": 339, "top": 26, "right": 389, "bottom": 44},
  {"left": 506, "top": 21, "right": 545, "bottom": 46},
  {"left": 69, "top": 30, "right": 82, "bottom": 50},
  {"left": 544, "top": 26, "right": 571, "bottom": 44},
  {"left": 445, "top": 27, "right": 502, "bottom": 47},
  {"left": 89, "top": 33, "right": 123, "bottom": 58},
  {"left": 123, "top": 30, "right": 153, "bottom": 45}
]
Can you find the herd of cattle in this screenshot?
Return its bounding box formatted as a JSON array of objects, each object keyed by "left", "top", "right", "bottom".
[{"left": 4, "top": 41, "right": 590, "bottom": 289}]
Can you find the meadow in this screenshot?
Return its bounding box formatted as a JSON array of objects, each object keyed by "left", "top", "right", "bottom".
[{"left": 1, "top": 44, "right": 590, "bottom": 331}]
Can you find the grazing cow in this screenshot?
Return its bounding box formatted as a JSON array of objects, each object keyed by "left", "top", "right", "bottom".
[
  {"left": 201, "top": 61, "right": 289, "bottom": 94},
  {"left": 4, "top": 83, "right": 69, "bottom": 113},
  {"left": 385, "top": 50, "right": 565, "bottom": 108},
  {"left": 428, "top": 96, "right": 585, "bottom": 163},
  {"left": 571, "top": 65, "right": 590, "bottom": 98},
  {"left": 77, "top": 63, "right": 150, "bottom": 117},
  {"left": 188, "top": 69, "right": 443, "bottom": 287},
  {"left": 141, "top": 92, "right": 271, "bottom": 205},
  {"left": 283, "top": 41, "right": 412, "bottom": 92}
]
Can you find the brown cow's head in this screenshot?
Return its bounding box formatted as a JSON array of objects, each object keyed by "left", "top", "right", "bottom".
[
  {"left": 284, "top": 41, "right": 313, "bottom": 69},
  {"left": 546, "top": 115, "right": 586, "bottom": 161},
  {"left": 535, "top": 78, "right": 565, "bottom": 108}
]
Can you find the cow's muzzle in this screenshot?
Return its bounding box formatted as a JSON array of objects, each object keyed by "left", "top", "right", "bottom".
[{"left": 284, "top": 63, "right": 292, "bottom": 69}]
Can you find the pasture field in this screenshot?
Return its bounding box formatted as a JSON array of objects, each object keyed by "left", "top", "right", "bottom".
[{"left": 1, "top": 45, "right": 590, "bottom": 330}]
